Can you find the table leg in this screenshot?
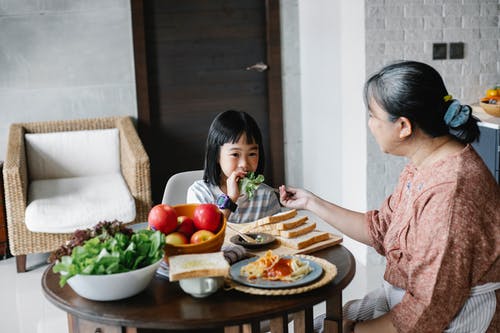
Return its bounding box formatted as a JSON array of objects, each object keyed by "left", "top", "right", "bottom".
[
  {"left": 242, "top": 322, "right": 260, "bottom": 333},
  {"left": 292, "top": 309, "right": 314, "bottom": 333},
  {"left": 324, "top": 292, "right": 342, "bottom": 333},
  {"left": 269, "top": 314, "right": 288, "bottom": 333},
  {"left": 67, "top": 313, "right": 124, "bottom": 333},
  {"left": 228, "top": 316, "right": 290, "bottom": 333},
  {"left": 225, "top": 326, "right": 241, "bottom": 333}
]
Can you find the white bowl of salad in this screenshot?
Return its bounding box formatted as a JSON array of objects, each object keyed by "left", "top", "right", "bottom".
[{"left": 51, "top": 221, "right": 165, "bottom": 301}]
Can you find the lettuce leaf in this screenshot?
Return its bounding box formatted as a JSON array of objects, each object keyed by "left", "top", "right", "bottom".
[
  {"left": 238, "top": 172, "right": 265, "bottom": 199},
  {"left": 53, "top": 229, "right": 165, "bottom": 287}
]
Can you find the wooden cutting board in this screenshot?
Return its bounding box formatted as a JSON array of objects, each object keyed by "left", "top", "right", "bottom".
[{"left": 223, "top": 224, "right": 343, "bottom": 257}]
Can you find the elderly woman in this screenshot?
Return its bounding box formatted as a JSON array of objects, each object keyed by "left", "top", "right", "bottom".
[{"left": 280, "top": 61, "right": 499, "bottom": 333}]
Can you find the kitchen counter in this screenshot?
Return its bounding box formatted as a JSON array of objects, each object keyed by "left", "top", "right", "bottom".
[
  {"left": 471, "top": 105, "right": 499, "bottom": 183},
  {"left": 472, "top": 105, "right": 500, "bottom": 129}
]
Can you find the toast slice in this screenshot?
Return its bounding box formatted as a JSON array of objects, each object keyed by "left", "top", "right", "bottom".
[
  {"left": 279, "top": 221, "right": 317, "bottom": 238},
  {"left": 277, "top": 215, "right": 309, "bottom": 230},
  {"left": 249, "top": 216, "right": 308, "bottom": 233},
  {"left": 240, "top": 209, "right": 298, "bottom": 233},
  {"left": 263, "top": 221, "right": 316, "bottom": 237},
  {"left": 277, "top": 230, "right": 330, "bottom": 250},
  {"left": 168, "top": 252, "right": 230, "bottom": 281}
]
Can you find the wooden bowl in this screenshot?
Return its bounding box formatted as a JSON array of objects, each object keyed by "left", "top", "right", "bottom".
[
  {"left": 480, "top": 99, "right": 500, "bottom": 117},
  {"left": 163, "top": 204, "right": 226, "bottom": 258}
]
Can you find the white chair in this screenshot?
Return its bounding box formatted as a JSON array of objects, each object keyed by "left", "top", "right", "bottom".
[
  {"left": 161, "top": 170, "right": 204, "bottom": 205},
  {"left": 3, "top": 116, "right": 152, "bottom": 272}
]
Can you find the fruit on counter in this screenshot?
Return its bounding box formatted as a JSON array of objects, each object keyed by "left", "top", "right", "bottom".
[
  {"left": 165, "top": 231, "right": 189, "bottom": 245},
  {"left": 486, "top": 87, "right": 499, "bottom": 98},
  {"left": 190, "top": 229, "right": 216, "bottom": 244},
  {"left": 193, "top": 203, "right": 222, "bottom": 233},
  {"left": 148, "top": 204, "right": 178, "bottom": 234},
  {"left": 483, "top": 86, "right": 500, "bottom": 104},
  {"left": 176, "top": 216, "right": 195, "bottom": 238}
]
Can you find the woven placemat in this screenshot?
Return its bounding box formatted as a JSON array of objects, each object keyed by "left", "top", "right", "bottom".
[{"left": 226, "top": 254, "right": 337, "bottom": 296}]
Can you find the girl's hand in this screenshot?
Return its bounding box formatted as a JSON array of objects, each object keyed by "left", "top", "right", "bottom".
[
  {"left": 226, "top": 168, "right": 247, "bottom": 202},
  {"left": 343, "top": 319, "right": 357, "bottom": 332},
  {"left": 279, "top": 185, "right": 311, "bottom": 210}
]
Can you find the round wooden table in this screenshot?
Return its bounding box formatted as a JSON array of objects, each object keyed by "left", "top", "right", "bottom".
[{"left": 42, "top": 245, "right": 355, "bottom": 333}]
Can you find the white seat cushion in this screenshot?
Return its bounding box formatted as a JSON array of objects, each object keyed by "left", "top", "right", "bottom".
[
  {"left": 25, "top": 129, "right": 120, "bottom": 180},
  {"left": 25, "top": 174, "right": 136, "bottom": 233}
]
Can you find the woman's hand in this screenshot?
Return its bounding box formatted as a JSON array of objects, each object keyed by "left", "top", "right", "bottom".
[{"left": 278, "top": 185, "right": 312, "bottom": 210}]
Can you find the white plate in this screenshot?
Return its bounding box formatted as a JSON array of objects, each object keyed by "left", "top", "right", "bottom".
[{"left": 230, "top": 256, "right": 323, "bottom": 289}]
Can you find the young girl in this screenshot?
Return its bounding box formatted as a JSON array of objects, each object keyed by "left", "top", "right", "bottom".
[{"left": 187, "top": 110, "right": 281, "bottom": 223}]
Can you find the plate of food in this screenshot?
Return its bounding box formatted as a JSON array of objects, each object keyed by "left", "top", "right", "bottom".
[
  {"left": 230, "top": 250, "right": 323, "bottom": 289},
  {"left": 229, "top": 232, "right": 276, "bottom": 249}
]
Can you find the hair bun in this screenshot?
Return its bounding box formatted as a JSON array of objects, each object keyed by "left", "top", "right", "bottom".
[{"left": 444, "top": 100, "right": 471, "bottom": 128}]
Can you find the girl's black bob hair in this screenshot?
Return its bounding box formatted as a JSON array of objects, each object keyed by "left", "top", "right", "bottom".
[{"left": 203, "top": 110, "right": 265, "bottom": 185}]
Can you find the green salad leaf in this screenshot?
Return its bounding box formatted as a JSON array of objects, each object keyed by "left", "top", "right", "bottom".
[
  {"left": 53, "top": 228, "right": 165, "bottom": 287},
  {"left": 238, "top": 172, "right": 265, "bottom": 199}
]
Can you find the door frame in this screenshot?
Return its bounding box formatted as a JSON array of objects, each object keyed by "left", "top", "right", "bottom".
[{"left": 130, "top": 0, "right": 285, "bottom": 187}]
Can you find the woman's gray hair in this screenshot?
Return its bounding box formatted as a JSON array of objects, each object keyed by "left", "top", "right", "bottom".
[{"left": 364, "top": 61, "right": 479, "bottom": 144}]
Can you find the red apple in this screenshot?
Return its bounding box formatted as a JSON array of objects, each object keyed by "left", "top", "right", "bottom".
[
  {"left": 148, "top": 204, "right": 178, "bottom": 234},
  {"left": 193, "top": 204, "right": 221, "bottom": 233},
  {"left": 165, "top": 231, "right": 188, "bottom": 245},
  {"left": 176, "top": 215, "right": 195, "bottom": 238},
  {"left": 190, "top": 229, "right": 215, "bottom": 244}
]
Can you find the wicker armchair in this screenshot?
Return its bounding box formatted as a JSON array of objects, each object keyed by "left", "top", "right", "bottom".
[{"left": 3, "top": 116, "right": 152, "bottom": 272}]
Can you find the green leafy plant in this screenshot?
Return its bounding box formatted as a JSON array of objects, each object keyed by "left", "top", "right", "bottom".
[
  {"left": 239, "top": 172, "right": 265, "bottom": 199},
  {"left": 52, "top": 223, "right": 165, "bottom": 287}
]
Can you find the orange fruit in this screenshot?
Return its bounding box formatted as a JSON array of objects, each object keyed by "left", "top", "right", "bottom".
[{"left": 486, "top": 88, "right": 498, "bottom": 98}]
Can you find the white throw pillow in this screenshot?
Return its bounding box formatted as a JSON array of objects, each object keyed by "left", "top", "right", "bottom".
[
  {"left": 25, "top": 129, "right": 120, "bottom": 180},
  {"left": 25, "top": 174, "right": 136, "bottom": 233}
]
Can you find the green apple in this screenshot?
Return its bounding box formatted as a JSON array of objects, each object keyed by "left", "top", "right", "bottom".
[
  {"left": 190, "top": 229, "right": 215, "bottom": 244},
  {"left": 165, "top": 231, "right": 188, "bottom": 245}
]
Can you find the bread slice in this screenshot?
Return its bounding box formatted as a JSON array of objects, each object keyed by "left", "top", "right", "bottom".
[
  {"left": 249, "top": 216, "right": 308, "bottom": 233},
  {"left": 168, "top": 252, "right": 230, "bottom": 281},
  {"left": 277, "top": 216, "right": 308, "bottom": 230},
  {"left": 240, "top": 209, "right": 298, "bottom": 233},
  {"left": 277, "top": 231, "right": 330, "bottom": 250},
  {"left": 263, "top": 221, "right": 316, "bottom": 237},
  {"left": 279, "top": 221, "right": 316, "bottom": 238}
]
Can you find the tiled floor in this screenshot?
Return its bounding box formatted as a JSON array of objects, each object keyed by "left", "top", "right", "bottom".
[
  {"left": 0, "top": 250, "right": 385, "bottom": 333},
  {"left": 1, "top": 253, "right": 68, "bottom": 333}
]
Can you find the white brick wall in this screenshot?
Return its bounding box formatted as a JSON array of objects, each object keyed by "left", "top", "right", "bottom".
[{"left": 365, "top": 0, "right": 499, "bottom": 209}]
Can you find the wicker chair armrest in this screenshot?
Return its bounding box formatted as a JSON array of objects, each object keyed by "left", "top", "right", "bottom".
[
  {"left": 116, "top": 117, "right": 152, "bottom": 221},
  {"left": 2, "top": 124, "right": 28, "bottom": 226}
]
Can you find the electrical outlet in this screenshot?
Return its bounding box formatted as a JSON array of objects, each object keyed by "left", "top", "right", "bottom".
[
  {"left": 432, "top": 43, "right": 447, "bottom": 60},
  {"left": 449, "top": 42, "right": 464, "bottom": 59}
]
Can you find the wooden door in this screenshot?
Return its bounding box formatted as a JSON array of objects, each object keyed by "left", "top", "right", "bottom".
[{"left": 132, "top": 0, "right": 284, "bottom": 203}]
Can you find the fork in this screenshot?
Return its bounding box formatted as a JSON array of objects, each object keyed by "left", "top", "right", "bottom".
[{"left": 226, "top": 223, "right": 258, "bottom": 244}]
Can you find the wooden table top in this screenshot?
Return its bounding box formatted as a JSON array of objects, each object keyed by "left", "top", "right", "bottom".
[{"left": 42, "top": 245, "right": 355, "bottom": 331}]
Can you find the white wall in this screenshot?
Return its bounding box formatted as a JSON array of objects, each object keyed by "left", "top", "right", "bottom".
[
  {"left": 0, "top": 0, "right": 137, "bottom": 160},
  {"left": 338, "top": 0, "right": 370, "bottom": 264},
  {"left": 280, "top": 0, "right": 303, "bottom": 188},
  {"left": 294, "top": 0, "right": 371, "bottom": 264},
  {"left": 298, "top": 1, "right": 342, "bottom": 202}
]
